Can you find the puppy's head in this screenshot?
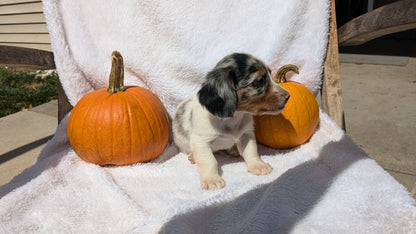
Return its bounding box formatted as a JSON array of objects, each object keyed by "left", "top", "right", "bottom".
[{"left": 198, "top": 53, "right": 290, "bottom": 118}]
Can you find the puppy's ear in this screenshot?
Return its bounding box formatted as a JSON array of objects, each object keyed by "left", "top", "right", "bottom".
[{"left": 198, "top": 68, "right": 237, "bottom": 118}]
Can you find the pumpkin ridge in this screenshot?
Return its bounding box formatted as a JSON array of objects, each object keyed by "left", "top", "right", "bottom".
[
  {"left": 102, "top": 92, "right": 118, "bottom": 164},
  {"left": 293, "top": 85, "right": 303, "bottom": 138},
  {"left": 74, "top": 92, "right": 106, "bottom": 163},
  {"left": 134, "top": 90, "right": 167, "bottom": 128},
  {"left": 126, "top": 90, "right": 157, "bottom": 160},
  {"left": 70, "top": 104, "right": 92, "bottom": 160},
  {"left": 118, "top": 94, "right": 131, "bottom": 164},
  {"left": 95, "top": 93, "right": 111, "bottom": 164},
  {"left": 139, "top": 94, "right": 161, "bottom": 159},
  {"left": 72, "top": 96, "right": 93, "bottom": 163},
  {"left": 292, "top": 84, "right": 304, "bottom": 139},
  {"left": 138, "top": 90, "right": 169, "bottom": 142},
  {"left": 122, "top": 93, "right": 134, "bottom": 164},
  {"left": 282, "top": 84, "right": 297, "bottom": 143},
  {"left": 300, "top": 84, "right": 318, "bottom": 142},
  {"left": 299, "top": 83, "right": 317, "bottom": 143},
  {"left": 305, "top": 92, "right": 314, "bottom": 135},
  {"left": 79, "top": 97, "right": 98, "bottom": 164},
  {"left": 149, "top": 94, "right": 169, "bottom": 158},
  {"left": 300, "top": 85, "right": 311, "bottom": 139},
  {"left": 109, "top": 95, "right": 116, "bottom": 164},
  {"left": 149, "top": 93, "right": 169, "bottom": 147},
  {"left": 115, "top": 93, "right": 134, "bottom": 165},
  {"left": 122, "top": 91, "right": 144, "bottom": 159}
]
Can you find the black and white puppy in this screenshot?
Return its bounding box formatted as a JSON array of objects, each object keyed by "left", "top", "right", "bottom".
[{"left": 172, "top": 53, "right": 290, "bottom": 190}]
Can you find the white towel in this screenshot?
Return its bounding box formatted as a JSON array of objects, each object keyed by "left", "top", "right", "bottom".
[
  {"left": 45, "top": 0, "right": 329, "bottom": 115},
  {"left": 1, "top": 0, "right": 415, "bottom": 233}
]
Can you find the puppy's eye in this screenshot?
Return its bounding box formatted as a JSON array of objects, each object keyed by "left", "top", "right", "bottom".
[
  {"left": 251, "top": 76, "right": 267, "bottom": 90},
  {"left": 248, "top": 65, "right": 258, "bottom": 74}
]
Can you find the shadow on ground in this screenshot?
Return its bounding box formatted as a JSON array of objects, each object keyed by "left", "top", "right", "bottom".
[{"left": 0, "top": 135, "right": 54, "bottom": 165}]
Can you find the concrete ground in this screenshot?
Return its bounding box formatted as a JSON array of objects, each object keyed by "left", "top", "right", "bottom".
[
  {"left": 0, "top": 100, "right": 57, "bottom": 185},
  {"left": 0, "top": 54, "right": 415, "bottom": 200},
  {"left": 339, "top": 54, "right": 416, "bottom": 199}
]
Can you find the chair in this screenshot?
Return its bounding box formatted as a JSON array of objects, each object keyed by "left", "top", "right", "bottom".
[{"left": 1, "top": 0, "right": 415, "bottom": 232}]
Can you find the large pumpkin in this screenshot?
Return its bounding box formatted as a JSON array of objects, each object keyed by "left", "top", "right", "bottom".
[
  {"left": 67, "top": 51, "right": 170, "bottom": 165},
  {"left": 254, "top": 65, "right": 319, "bottom": 149}
]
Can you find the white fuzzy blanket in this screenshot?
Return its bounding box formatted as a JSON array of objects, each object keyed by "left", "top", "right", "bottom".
[{"left": 1, "top": 0, "right": 415, "bottom": 233}]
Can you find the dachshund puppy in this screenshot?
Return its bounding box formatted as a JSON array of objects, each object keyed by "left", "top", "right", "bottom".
[{"left": 172, "top": 53, "right": 290, "bottom": 190}]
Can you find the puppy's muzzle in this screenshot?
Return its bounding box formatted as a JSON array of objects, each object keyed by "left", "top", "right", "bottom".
[{"left": 272, "top": 85, "right": 290, "bottom": 112}]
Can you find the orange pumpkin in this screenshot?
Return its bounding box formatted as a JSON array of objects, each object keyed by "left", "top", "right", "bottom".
[
  {"left": 254, "top": 65, "right": 319, "bottom": 149},
  {"left": 67, "top": 51, "right": 170, "bottom": 165}
]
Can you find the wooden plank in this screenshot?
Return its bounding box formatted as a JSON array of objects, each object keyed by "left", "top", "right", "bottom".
[
  {"left": 0, "top": 0, "right": 40, "bottom": 5},
  {"left": 0, "top": 42, "right": 51, "bottom": 51},
  {"left": 0, "top": 45, "right": 55, "bottom": 69},
  {"left": 0, "top": 2, "right": 43, "bottom": 15},
  {"left": 0, "top": 23, "right": 48, "bottom": 33},
  {"left": 0, "top": 33, "right": 50, "bottom": 43},
  {"left": 58, "top": 80, "right": 73, "bottom": 123},
  {"left": 0, "top": 13, "right": 45, "bottom": 24},
  {"left": 338, "top": 0, "right": 416, "bottom": 46},
  {"left": 322, "top": 0, "right": 346, "bottom": 130}
]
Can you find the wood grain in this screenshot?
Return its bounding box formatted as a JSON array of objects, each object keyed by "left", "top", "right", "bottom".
[
  {"left": 0, "top": 45, "right": 54, "bottom": 69},
  {"left": 57, "top": 79, "right": 73, "bottom": 123},
  {"left": 322, "top": 0, "right": 346, "bottom": 130},
  {"left": 338, "top": 0, "right": 416, "bottom": 46}
]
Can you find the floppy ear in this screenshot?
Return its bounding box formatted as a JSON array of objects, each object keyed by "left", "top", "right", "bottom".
[{"left": 198, "top": 68, "right": 237, "bottom": 118}]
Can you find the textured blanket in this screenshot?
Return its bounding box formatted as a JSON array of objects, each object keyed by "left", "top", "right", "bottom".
[{"left": 1, "top": 0, "right": 415, "bottom": 233}]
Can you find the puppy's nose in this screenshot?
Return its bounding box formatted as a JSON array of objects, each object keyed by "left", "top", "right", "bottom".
[{"left": 284, "top": 93, "right": 290, "bottom": 104}]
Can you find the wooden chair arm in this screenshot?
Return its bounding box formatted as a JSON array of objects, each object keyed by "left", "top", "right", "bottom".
[
  {"left": 322, "top": 0, "right": 346, "bottom": 130},
  {"left": 338, "top": 0, "right": 416, "bottom": 47}
]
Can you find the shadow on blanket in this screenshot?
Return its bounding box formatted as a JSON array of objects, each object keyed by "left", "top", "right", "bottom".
[{"left": 159, "top": 135, "right": 367, "bottom": 233}]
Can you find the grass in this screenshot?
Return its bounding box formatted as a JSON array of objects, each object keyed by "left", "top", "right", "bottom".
[{"left": 0, "top": 68, "right": 58, "bottom": 118}]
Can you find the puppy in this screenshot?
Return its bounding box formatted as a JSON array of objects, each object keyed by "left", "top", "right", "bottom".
[{"left": 172, "top": 53, "right": 290, "bottom": 190}]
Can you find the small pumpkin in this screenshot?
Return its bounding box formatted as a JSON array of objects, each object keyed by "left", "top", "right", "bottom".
[
  {"left": 67, "top": 51, "right": 170, "bottom": 165},
  {"left": 254, "top": 65, "right": 319, "bottom": 149}
]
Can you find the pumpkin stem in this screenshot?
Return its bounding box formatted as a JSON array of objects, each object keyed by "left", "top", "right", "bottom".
[
  {"left": 108, "top": 51, "right": 125, "bottom": 93},
  {"left": 274, "top": 64, "right": 299, "bottom": 83}
]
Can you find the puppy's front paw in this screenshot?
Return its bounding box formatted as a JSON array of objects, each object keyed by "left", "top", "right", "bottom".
[
  {"left": 201, "top": 175, "right": 225, "bottom": 190},
  {"left": 248, "top": 161, "right": 273, "bottom": 175}
]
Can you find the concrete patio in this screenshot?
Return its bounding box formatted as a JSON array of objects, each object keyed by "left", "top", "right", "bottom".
[{"left": 0, "top": 54, "right": 415, "bottom": 200}]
